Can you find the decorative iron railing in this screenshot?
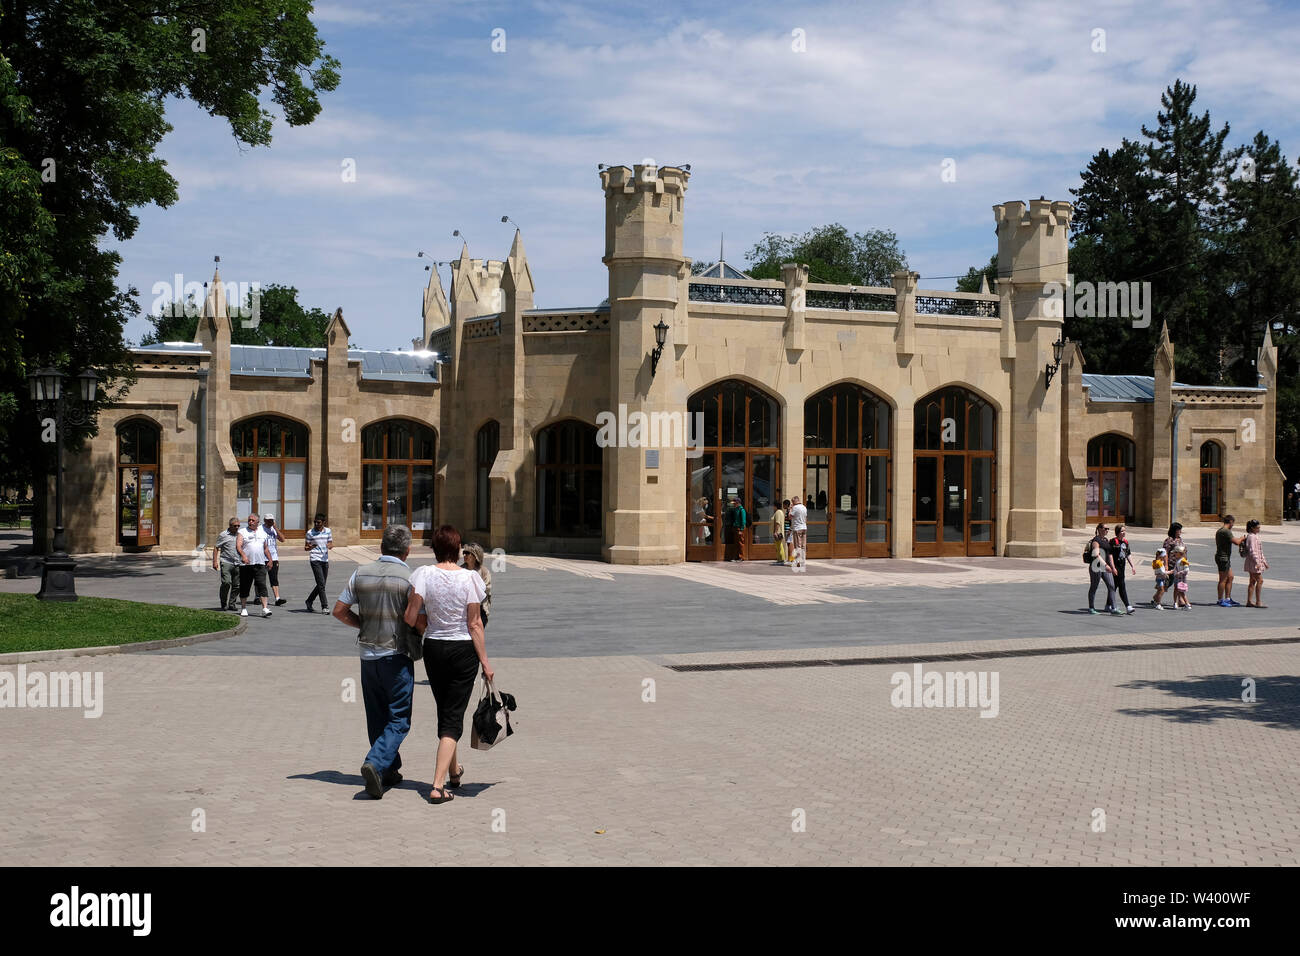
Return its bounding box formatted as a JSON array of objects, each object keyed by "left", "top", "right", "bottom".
[
  {"left": 915, "top": 295, "right": 998, "bottom": 318},
  {"left": 805, "top": 290, "right": 897, "bottom": 312},
  {"left": 688, "top": 282, "right": 785, "bottom": 306}
]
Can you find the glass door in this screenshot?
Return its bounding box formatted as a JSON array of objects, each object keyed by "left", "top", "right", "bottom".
[
  {"left": 941, "top": 455, "right": 966, "bottom": 556},
  {"left": 686, "top": 451, "right": 719, "bottom": 560},
  {"left": 914, "top": 455, "right": 939, "bottom": 555},
  {"left": 720, "top": 452, "right": 746, "bottom": 561},
  {"left": 749, "top": 453, "right": 778, "bottom": 559}
]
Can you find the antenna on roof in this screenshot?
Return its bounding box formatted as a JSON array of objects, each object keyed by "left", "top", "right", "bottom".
[{"left": 719, "top": 233, "right": 724, "bottom": 264}]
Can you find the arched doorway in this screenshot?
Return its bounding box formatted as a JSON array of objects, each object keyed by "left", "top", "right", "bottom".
[
  {"left": 361, "top": 419, "right": 436, "bottom": 538},
  {"left": 804, "top": 383, "right": 892, "bottom": 557},
  {"left": 1199, "top": 441, "right": 1224, "bottom": 520},
  {"left": 686, "top": 380, "right": 780, "bottom": 561},
  {"left": 117, "top": 419, "right": 160, "bottom": 547},
  {"left": 1086, "top": 434, "right": 1135, "bottom": 522},
  {"left": 232, "top": 416, "right": 309, "bottom": 535},
  {"left": 913, "top": 387, "right": 996, "bottom": 556}
]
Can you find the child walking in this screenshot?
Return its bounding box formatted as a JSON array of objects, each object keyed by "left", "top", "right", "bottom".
[
  {"left": 1151, "top": 548, "right": 1169, "bottom": 610},
  {"left": 1172, "top": 545, "right": 1191, "bottom": 609}
]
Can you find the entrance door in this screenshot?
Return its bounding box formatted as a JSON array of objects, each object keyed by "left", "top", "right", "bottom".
[
  {"left": 804, "top": 384, "right": 893, "bottom": 557},
  {"left": 912, "top": 387, "right": 997, "bottom": 557},
  {"left": 685, "top": 380, "right": 781, "bottom": 561}
]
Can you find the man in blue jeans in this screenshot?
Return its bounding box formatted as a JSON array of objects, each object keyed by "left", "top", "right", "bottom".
[{"left": 331, "top": 524, "right": 424, "bottom": 799}]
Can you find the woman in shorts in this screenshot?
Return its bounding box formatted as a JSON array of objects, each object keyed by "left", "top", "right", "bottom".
[{"left": 1243, "top": 519, "right": 1269, "bottom": 608}]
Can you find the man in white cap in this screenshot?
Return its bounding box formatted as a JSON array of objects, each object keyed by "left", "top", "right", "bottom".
[{"left": 263, "top": 513, "right": 288, "bottom": 606}]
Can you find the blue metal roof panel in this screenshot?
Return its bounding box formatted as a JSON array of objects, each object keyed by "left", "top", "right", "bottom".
[{"left": 1081, "top": 374, "right": 1155, "bottom": 403}]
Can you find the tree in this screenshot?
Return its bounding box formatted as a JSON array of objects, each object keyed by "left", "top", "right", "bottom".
[
  {"left": 0, "top": 0, "right": 339, "bottom": 533},
  {"left": 140, "top": 284, "right": 333, "bottom": 348},
  {"left": 956, "top": 255, "right": 998, "bottom": 293},
  {"left": 745, "top": 223, "right": 907, "bottom": 286}
]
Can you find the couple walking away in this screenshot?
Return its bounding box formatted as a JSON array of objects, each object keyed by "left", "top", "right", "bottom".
[{"left": 331, "top": 523, "right": 494, "bottom": 804}]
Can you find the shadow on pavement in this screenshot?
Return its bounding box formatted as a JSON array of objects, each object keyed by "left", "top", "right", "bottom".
[
  {"left": 1117, "top": 674, "right": 1300, "bottom": 730},
  {"left": 287, "top": 769, "right": 497, "bottom": 799}
]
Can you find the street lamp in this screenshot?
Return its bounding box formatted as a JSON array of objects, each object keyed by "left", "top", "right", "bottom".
[
  {"left": 28, "top": 365, "right": 99, "bottom": 601},
  {"left": 650, "top": 318, "right": 669, "bottom": 377},
  {"left": 1044, "top": 335, "right": 1065, "bottom": 389}
]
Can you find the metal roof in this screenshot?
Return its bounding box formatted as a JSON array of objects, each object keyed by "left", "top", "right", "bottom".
[
  {"left": 694, "top": 260, "right": 752, "bottom": 280},
  {"left": 1081, "top": 374, "right": 1156, "bottom": 403},
  {"left": 131, "top": 343, "right": 438, "bottom": 384}
]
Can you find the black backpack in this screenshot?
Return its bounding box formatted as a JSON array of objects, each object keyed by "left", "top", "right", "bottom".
[{"left": 1083, "top": 542, "right": 1095, "bottom": 565}]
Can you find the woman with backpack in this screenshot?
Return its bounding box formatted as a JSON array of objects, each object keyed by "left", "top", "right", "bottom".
[
  {"left": 1085, "top": 522, "right": 1124, "bottom": 616},
  {"left": 1108, "top": 524, "right": 1137, "bottom": 614}
]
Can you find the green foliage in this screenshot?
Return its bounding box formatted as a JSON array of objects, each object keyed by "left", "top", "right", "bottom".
[
  {"left": 139, "top": 284, "right": 332, "bottom": 348},
  {"left": 1067, "top": 79, "right": 1300, "bottom": 492},
  {"left": 0, "top": 0, "right": 339, "bottom": 498},
  {"left": 956, "top": 255, "right": 998, "bottom": 293},
  {"left": 745, "top": 223, "right": 907, "bottom": 286}
]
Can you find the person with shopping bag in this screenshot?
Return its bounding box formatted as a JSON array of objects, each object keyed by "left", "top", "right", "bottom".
[{"left": 404, "top": 524, "right": 493, "bottom": 805}]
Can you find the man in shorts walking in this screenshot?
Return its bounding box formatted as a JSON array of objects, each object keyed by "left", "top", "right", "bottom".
[{"left": 236, "top": 513, "right": 273, "bottom": 618}]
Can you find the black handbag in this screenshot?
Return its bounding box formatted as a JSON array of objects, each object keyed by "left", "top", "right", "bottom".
[{"left": 470, "top": 676, "right": 517, "bottom": 751}]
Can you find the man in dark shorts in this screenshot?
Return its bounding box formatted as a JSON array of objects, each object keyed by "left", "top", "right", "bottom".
[{"left": 1215, "top": 514, "right": 1245, "bottom": 607}]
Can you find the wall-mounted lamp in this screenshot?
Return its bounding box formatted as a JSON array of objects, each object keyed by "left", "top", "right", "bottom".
[
  {"left": 1044, "top": 335, "right": 1065, "bottom": 389},
  {"left": 650, "top": 319, "right": 669, "bottom": 377}
]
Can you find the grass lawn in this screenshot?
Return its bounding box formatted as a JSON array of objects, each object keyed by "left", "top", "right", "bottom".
[{"left": 0, "top": 594, "right": 234, "bottom": 654}]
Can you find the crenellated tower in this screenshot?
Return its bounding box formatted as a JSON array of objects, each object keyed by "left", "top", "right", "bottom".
[
  {"left": 599, "top": 162, "right": 691, "bottom": 564},
  {"left": 994, "top": 198, "right": 1072, "bottom": 557}
]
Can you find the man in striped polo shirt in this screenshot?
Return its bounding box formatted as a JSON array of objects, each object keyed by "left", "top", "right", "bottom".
[{"left": 331, "top": 524, "right": 424, "bottom": 799}]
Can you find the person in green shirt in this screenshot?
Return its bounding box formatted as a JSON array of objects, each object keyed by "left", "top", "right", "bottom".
[{"left": 725, "top": 498, "right": 749, "bottom": 562}]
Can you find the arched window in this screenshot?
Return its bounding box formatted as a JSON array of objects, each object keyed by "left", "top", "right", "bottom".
[
  {"left": 913, "top": 387, "right": 996, "bottom": 556},
  {"left": 362, "top": 420, "right": 436, "bottom": 536},
  {"left": 117, "top": 419, "right": 161, "bottom": 547},
  {"left": 232, "top": 416, "right": 309, "bottom": 534},
  {"left": 803, "top": 383, "right": 891, "bottom": 556},
  {"left": 476, "top": 421, "right": 500, "bottom": 531},
  {"left": 685, "top": 380, "right": 781, "bottom": 561},
  {"left": 536, "top": 420, "right": 601, "bottom": 537},
  {"left": 1086, "top": 434, "right": 1135, "bottom": 521},
  {"left": 1199, "top": 441, "right": 1223, "bottom": 520}
]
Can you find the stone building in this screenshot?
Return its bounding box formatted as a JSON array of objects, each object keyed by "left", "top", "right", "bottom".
[{"left": 55, "top": 163, "right": 1282, "bottom": 560}]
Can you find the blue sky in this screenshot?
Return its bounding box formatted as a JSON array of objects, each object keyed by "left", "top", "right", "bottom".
[{"left": 115, "top": 0, "right": 1300, "bottom": 350}]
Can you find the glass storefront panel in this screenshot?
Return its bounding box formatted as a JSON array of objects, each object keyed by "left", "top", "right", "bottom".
[
  {"left": 834, "top": 453, "right": 857, "bottom": 543},
  {"left": 865, "top": 455, "right": 888, "bottom": 521},
  {"left": 119, "top": 467, "right": 139, "bottom": 541},
  {"left": 804, "top": 455, "right": 829, "bottom": 542},
  {"left": 236, "top": 462, "right": 254, "bottom": 519},
  {"left": 411, "top": 467, "right": 433, "bottom": 531},
  {"left": 362, "top": 465, "right": 383, "bottom": 531},
  {"left": 751, "top": 454, "right": 776, "bottom": 543},
  {"left": 386, "top": 464, "right": 409, "bottom": 527},
  {"left": 689, "top": 457, "right": 716, "bottom": 547}
]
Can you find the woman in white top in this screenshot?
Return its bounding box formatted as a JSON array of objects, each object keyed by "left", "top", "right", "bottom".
[{"left": 404, "top": 525, "right": 493, "bottom": 804}]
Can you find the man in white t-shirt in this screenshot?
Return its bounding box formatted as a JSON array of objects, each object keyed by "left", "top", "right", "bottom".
[
  {"left": 788, "top": 497, "right": 808, "bottom": 567},
  {"left": 235, "top": 513, "right": 273, "bottom": 618}
]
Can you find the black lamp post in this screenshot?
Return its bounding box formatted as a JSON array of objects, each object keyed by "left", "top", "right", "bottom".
[
  {"left": 29, "top": 365, "right": 98, "bottom": 601},
  {"left": 650, "top": 319, "right": 669, "bottom": 377},
  {"left": 1044, "top": 335, "right": 1065, "bottom": 389}
]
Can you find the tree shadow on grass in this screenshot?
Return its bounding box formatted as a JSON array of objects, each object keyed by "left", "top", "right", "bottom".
[{"left": 1117, "top": 674, "right": 1300, "bottom": 730}]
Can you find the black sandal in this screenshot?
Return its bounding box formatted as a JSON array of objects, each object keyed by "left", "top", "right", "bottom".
[
  {"left": 428, "top": 787, "right": 454, "bottom": 804},
  {"left": 448, "top": 764, "right": 464, "bottom": 788}
]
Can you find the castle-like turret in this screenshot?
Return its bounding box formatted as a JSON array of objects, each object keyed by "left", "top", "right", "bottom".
[
  {"left": 994, "top": 198, "right": 1073, "bottom": 557},
  {"left": 600, "top": 162, "right": 691, "bottom": 564}
]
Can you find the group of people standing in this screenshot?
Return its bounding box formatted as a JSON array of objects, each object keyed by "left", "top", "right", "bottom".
[
  {"left": 1086, "top": 515, "right": 1271, "bottom": 613},
  {"left": 769, "top": 497, "right": 808, "bottom": 566}
]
